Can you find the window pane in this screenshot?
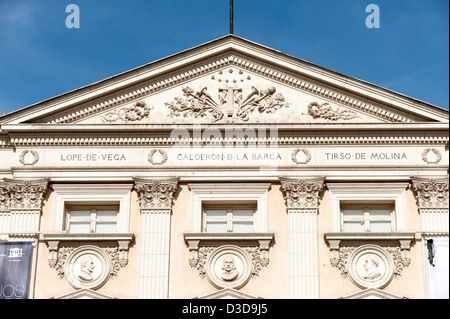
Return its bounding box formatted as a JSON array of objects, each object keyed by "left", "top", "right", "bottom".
[
  {"left": 343, "top": 221, "right": 364, "bottom": 232},
  {"left": 69, "top": 210, "right": 90, "bottom": 220},
  {"left": 370, "top": 221, "right": 391, "bottom": 232},
  {"left": 96, "top": 222, "right": 117, "bottom": 233},
  {"left": 342, "top": 209, "right": 364, "bottom": 218},
  {"left": 370, "top": 209, "right": 391, "bottom": 218},
  {"left": 69, "top": 222, "right": 90, "bottom": 233},
  {"left": 233, "top": 221, "right": 253, "bottom": 233},
  {"left": 96, "top": 210, "right": 118, "bottom": 220},
  {"left": 206, "top": 221, "right": 227, "bottom": 233},
  {"left": 233, "top": 209, "right": 254, "bottom": 219},
  {"left": 206, "top": 209, "right": 227, "bottom": 219}
]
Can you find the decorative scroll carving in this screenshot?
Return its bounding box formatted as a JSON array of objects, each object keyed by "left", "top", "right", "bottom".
[
  {"left": 184, "top": 233, "right": 274, "bottom": 280},
  {"left": 280, "top": 177, "right": 324, "bottom": 210},
  {"left": 411, "top": 177, "right": 449, "bottom": 209},
  {"left": 101, "top": 101, "right": 153, "bottom": 123},
  {"left": 134, "top": 178, "right": 179, "bottom": 210},
  {"left": 0, "top": 183, "right": 9, "bottom": 211},
  {"left": 1, "top": 179, "right": 49, "bottom": 210},
  {"left": 166, "top": 87, "right": 224, "bottom": 122},
  {"left": 332, "top": 245, "right": 406, "bottom": 281},
  {"left": 190, "top": 245, "right": 267, "bottom": 280},
  {"left": 324, "top": 233, "right": 414, "bottom": 286},
  {"left": 236, "top": 86, "right": 289, "bottom": 121},
  {"left": 307, "top": 101, "right": 359, "bottom": 121},
  {"left": 44, "top": 234, "right": 134, "bottom": 279},
  {"left": 165, "top": 85, "right": 289, "bottom": 122}
]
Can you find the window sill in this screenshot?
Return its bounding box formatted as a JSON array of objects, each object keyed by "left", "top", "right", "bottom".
[{"left": 43, "top": 232, "right": 135, "bottom": 268}]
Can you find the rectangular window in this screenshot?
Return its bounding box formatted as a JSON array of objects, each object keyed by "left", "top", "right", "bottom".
[
  {"left": 341, "top": 204, "right": 394, "bottom": 233},
  {"left": 67, "top": 206, "right": 118, "bottom": 234},
  {"left": 203, "top": 206, "right": 255, "bottom": 233}
]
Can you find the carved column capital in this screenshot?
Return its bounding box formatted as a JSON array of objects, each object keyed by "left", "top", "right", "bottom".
[
  {"left": 411, "top": 177, "right": 449, "bottom": 209},
  {"left": 3, "top": 178, "right": 49, "bottom": 210},
  {"left": 134, "top": 178, "right": 179, "bottom": 210},
  {"left": 280, "top": 177, "right": 324, "bottom": 210},
  {"left": 0, "top": 181, "right": 9, "bottom": 212}
]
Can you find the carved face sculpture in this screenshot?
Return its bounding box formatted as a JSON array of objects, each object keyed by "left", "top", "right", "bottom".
[
  {"left": 221, "top": 255, "right": 239, "bottom": 281},
  {"left": 363, "top": 255, "right": 382, "bottom": 280},
  {"left": 78, "top": 255, "right": 95, "bottom": 281}
]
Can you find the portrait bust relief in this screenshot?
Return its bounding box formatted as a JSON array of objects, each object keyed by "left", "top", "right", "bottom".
[
  {"left": 348, "top": 244, "right": 394, "bottom": 289},
  {"left": 65, "top": 245, "right": 111, "bottom": 290},
  {"left": 206, "top": 245, "right": 253, "bottom": 289}
]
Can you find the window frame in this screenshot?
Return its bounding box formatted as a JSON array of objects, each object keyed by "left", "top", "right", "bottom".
[
  {"left": 50, "top": 184, "right": 133, "bottom": 233},
  {"left": 66, "top": 205, "right": 119, "bottom": 234},
  {"left": 188, "top": 183, "right": 270, "bottom": 233},
  {"left": 340, "top": 203, "right": 396, "bottom": 233},
  {"left": 202, "top": 204, "right": 256, "bottom": 233},
  {"left": 327, "top": 183, "right": 409, "bottom": 233}
]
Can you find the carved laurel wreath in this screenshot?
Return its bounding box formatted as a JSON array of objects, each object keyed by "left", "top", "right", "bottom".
[
  {"left": 147, "top": 149, "right": 168, "bottom": 165},
  {"left": 291, "top": 148, "right": 311, "bottom": 165},
  {"left": 421, "top": 148, "right": 442, "bottom": 164},
  {"left": 19, "top": 150, "right": 39, "bottom": 166}
]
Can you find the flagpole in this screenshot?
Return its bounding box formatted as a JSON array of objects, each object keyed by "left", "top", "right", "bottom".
[{"left": 230, "top": 0, "right": 234, "bottom": 34}]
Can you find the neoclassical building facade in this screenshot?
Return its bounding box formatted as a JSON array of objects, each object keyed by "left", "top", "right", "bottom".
[{"left": 0, "top": 35, "right": 448, "bottom": 299}]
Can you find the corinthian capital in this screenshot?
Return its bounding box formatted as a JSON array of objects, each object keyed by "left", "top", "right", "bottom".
[
  {"left": 134, "top": 178, "right": 179, "bottom": 210},
  {"left": 280, "top": 177, "right": 324, "bottom": 210},
  {"left": 411, "top": 177, "right": 449, "bottom": 209},
  {"left": 4, "top": 179, "right": 49, "bottom": 210}
]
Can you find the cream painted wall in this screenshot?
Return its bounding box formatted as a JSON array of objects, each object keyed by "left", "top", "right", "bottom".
[
  {"left": 318, "top": 186, "right": 426, "bottom": 299},
  {"left": 33, "top": 186, "right": 142, "bottom": 299},
  {"left": 168, "top": 183, "right": 289, "bottom": 299},
  {"left": 30, "top": 182, "right": 429, "bottom": 299}
]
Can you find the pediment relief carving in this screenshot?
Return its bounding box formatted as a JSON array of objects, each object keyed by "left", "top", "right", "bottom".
[{"left": 33, "top": 55, "right": 416, "bottom": 125}]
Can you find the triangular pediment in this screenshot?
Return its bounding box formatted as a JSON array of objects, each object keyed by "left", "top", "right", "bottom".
[
  {"left": 52, "top": 288, "right": 116, "bottom": 299},
  {"left": 0, "top": 35, "right": 448, "bottom": 125},
  {"left": 340, "top": 288, "right": 408, "bottom": 299},
  {"left": 196, "top": 288, "right": 261, "bottom": 299}
]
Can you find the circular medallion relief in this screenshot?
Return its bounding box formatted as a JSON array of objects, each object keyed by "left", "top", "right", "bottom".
[
  {"left": 347, "top": 245, "right": 394, "bottom": 289},
  {"left": 206, "top": 245, "right": 253, "bottom": 289},
  {"left": 65, "top": 245, "right": 111, "bottom": 290}
]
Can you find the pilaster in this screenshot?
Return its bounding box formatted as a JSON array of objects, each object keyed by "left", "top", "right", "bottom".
[
  {"left": 0, "top": 179, "right": 48, "bottom": 236},
  {"left": 411, "top": 177, "right": 449, "bottom": 233},
  {"left": 134, "top": 178, "right": 178, "bottom": 299},
  {"left": 280, "top": 177, "right": 324, "bottom": 299}
]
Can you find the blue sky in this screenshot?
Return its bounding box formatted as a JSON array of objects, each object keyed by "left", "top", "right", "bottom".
[{"left": 0, "top": 0, "right": 448, "bottom": 114}]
